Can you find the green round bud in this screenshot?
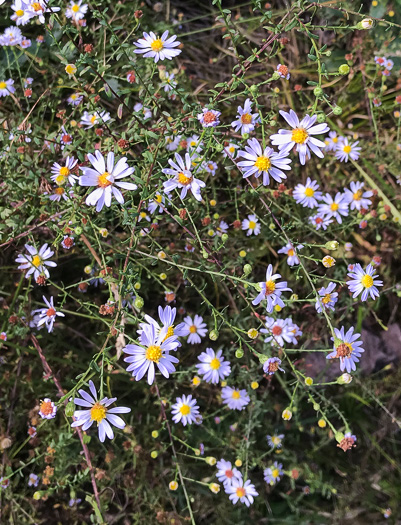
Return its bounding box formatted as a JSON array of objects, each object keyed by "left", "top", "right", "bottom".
[
  {"left": 313, "top": 86, "right": 323, "bottom": 97},
  {"left": 325, "top": 240, "right": 339, "bottom": 251},
  {"left": 316, "top": 113, "right": 326, "bottom": 123},
  {"left": 221, "top": 233, "right": 228, "bottom": 243},
  {"left": 243, "top": 264, "right": 252, "bottom": 275},
  {"left": 65, "top": 401, "right": 75, "bottom": 417},
  {"left": 338, "top": 64, "right": 350, "bottom": 75},
  {"left": 242, "top": 133, "right": 250, "bottom": 140},
  {"left": 325, "top": 50, "right": 332, "bottom": 57},
  {"left": 332, "top": 105, "right": 342, "bottom": 115},
  {"left": 272, "top": 71, "right": 281, "bottom": 80},
  {"left": 75, "top": 226, "right": 83, "bottom": 235},
  {"left": 134, "top": 297, "right": 144, "bottom": 309},
  {"left": 259, "top": 354, "right": 268, "bottom": 364},
  {"left": 202, "top": 249, "right": 209, "bottom": 259},
  {"left": 235, "top": 348, "right": 244, "bottom": 358},
  {"left": 269, "top": 119, "right": 277, "bottom": 127},
  {"left": 249, "top": 84, "right": 258, "bottom": 94},
  {"left": 313, "top": 403, "right": 320, "bottom": 411},
  {"left": 215, "top": 143, "right": 223, "bottom": 152},
  {"left": 209, "top": 329, "right": 219, "bottom": 341}
]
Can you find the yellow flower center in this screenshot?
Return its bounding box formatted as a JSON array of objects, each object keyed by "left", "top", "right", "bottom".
[
  {"left": 150, "top": 38, "right": 164, "bottom": 52},
  {"left": 0, "top": 82, "right": 6, "bottom": 90},
  {"left": 146, "top": 345, "right": 163, "bottom": 363},
  {"left": 332, "top": 137, "right": 338, "bottom": 143},
  {"left": 305, "top": 187, "right": 315, "bottom": 197},
  {"left": 330, "top": 203, "right": 339, "bottom": 211},
  {"left": 291, "top": 127, "right": 308, "bottom": 144},
  {"left": 231, "top": 390, "right": 241, "bottom": 399},
  {"left": 55, "top": 187, "right": 65, "bottom": 195},
  {"left": 236, "top": 487, "right": 246, "bottom": 498},
  {"left": 322, "top": 293, "right": 332, "bottom": 304},
  {"left": 179, "top": 404, "right": 191, "bottom": 415},
  {"left": 155, "top": 194, "right": 163, "bottom": 203},
  {"left": 210, "top": 357, "right": 221, "bottom": 370},
  {"left": 353, "top": 190, "right": 362, "bottom": 200},
  {"left": 90, "top": 115, "right": 97, "bottom": 125},
  {"left": 241, "top": 113, "right": 252, "bottom": 124},
  {"left": 361, "top": 274, "right": 374, "bottom": 288},
  {"left": 265, "top": 280, "right": 276, "bottom": 296},
  {"left": 229, "top": 146, "right": 235, "bottom": 153},
  {"left": 177, "top": 172, "right": 192, "bottom": 185},
  {"left": 343, "top": 145, "right": 352, "bottom": 153},
  {"left": 248, "top": 220, "right": 256, "bottom": 229},
  {"left": 16, "top": 9, "right": 24, "bottom": 16},
  {"left": 55, "top": 174, "right": 66, "bottom": 185},
  {"left": 272, "top": 436, "right": 281, "bottom": 445},
  {"left": 32, "top": 2, "right": 42, "bottom": 11},
  {"left": 162, "top": 325, "right": 175, "bottom": 342},
  {"left": 336, "top": 342, "right": 353, "bottom": 358},
  {"left": 189, "top": 325, "right": 197, "bottom": 333},
  {"left": 287, "top": 249, "right": 294, "bottom": 256},
  {"left": 90, "top": 402, "right": 107, "bottom": 424},
  {"left": 71, "top": 93, "right": 77, "bottom": 99},
  {"left": 98, "top": 172, "right": 112, "bottom": 188},
  {"left": 39, "top": 400, "right": 53, "bottom": 416},
  {"left": 272, "top": 468, "right": 280, "bottom": 478},
  {"left": 32, "top": 255, "right": 42, "bottom": 267},
  {"left": 65, "top": 64, "right": 76, "bottom": 75},
  {"left": 72, "top": 4, "right": 80, "bottom": 12},
  {"left": 254, "top": 155, "right": 271, "bottom": 172},
  {"left": 59, "top": 166, "right": 70, "bottom": 176}
]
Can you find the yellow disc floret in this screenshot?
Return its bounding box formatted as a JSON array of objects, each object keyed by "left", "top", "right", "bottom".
[
  {"left": 151, "top": 38, "right": 164, "bottom": 52},
  {"left": 305, "top": 187, "right": 315, "bottom": 197},
  {"left": 98, "top": 172, "right": 112, "bottom": 188},
  {"left": 209, "top": 357, "right": 221, "bottom": 370},
  {"left": 254, "top": 155, "right": 271, "bottom": 172},
  {"left": 361, "top": 274, "right": 374, "bottom": 288},
  {"left": 291, "top": 127, "right": 308, "bottom": 144},
  {"left": 265, "top": 280, "right": 276, "bottom": 296},
  {"left": 146, "top": 345, "right": 163, "bottom": 363},
  {"left": 179, "top": 404, "right": 191, "bottom": 415},
  {"left": 90, "top": 402, "right": 107, "bottom": 424}
]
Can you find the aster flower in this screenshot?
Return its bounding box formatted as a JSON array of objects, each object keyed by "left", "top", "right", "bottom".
[
  {"left": 31, "top": 296, "right": 65, "bottom": 333},
  {"left": 337, "top": 432, "right": 357, "bottom": 451},
  {"left": 58, "top": 125, "right": 73, "bottom": 149},
  {"left": 196, "top": 348, "right": 231, "bottom": 384},
  {"left": 0, "top": 477, "right": 10, "bottom": 489},
  {"left": 315, "top": 282, "right": 338, "bottom": 313},
  {"left": 317, "top": 193, "right": 349, "bottom": 224},
  {"left": 67, "top": 92, "right": 83, "bottom": 106},
  {"left": 277, "top": 243, "right": 303, "bottom": 266},
  {"left": 252, "top": 264, "right": 292, "bottom": 313},
  {"left": 261, "top": 318, "right": 294, "bottom": 347},
  {"left": 123, "top": 324, "right": 180, "bottom": 385},
  {"left": 0, "top": 26, "right": 23, "bottom": 46},
  {"left": 216, "top": 459, "right": 242, "bottom": 487},
  {"left": 293, "top": 177, "right": 322, "bottom": 208},
  {"left": 276, "top": 63, "right": 290, "bottom": 79},
  {"left": 186, "top": 134, "right": 203, "bottom": 153},
  {"left": 225, "top": 478, "right": 258, "bottom": 507},
  {"left": 324, "top": 131, "right": 344, "bottom": 152},
  {"left": 61, "top": 235, "right": 75, "bottom": 250},
  {"left": 238, "top": 137, "right": 291, "bottom": 186},
  {"left": 162, "top": 72, "right": 176, "bottom": 92},
  {"left": 263, "top": 357, "right": 284, "bottom": 376},
  {"left": 343, "top": 181, "right": 373, "bottom": 210},
  {"left": 11, "top": 0, "right": 33, "bottom": 25},
  {"left": 216, "top": 220, "right": 229, "bottom": 236},
  {"left": 39, "top": 398, "right": 57, "bottom": 419},
  {"left": 347, "top": 263, "right": 383, "bottom": 301},
  {"left": 335, "top": 138, "right": 361, "bottom": 162},
  {"left": 134, "top": 102, "right": 152, "bottom": 120},
  {"left": 326, "top": 326, "right": 364, "bottom": 373},
  {"left": 28, "top": 473, "right": 39, "bottom": 487},
  {"left": 80, "top": 110, "right": 110, "bottom": 129},
  {"left": 374, "top": 56, "right": 386, "bottom": 66},
  {"left": 171, "top": 394, "right": 200, "bottom": 426},
  {"left": 309, "top": 213, "right": 333, "bottom": 230},
  {"left": 148, "top": 193, "right": 166, "bottom": 214},
  {"left": 71, "top": 380, "right": 130, "bottom": 442},
  {"left": 223, "top": 143, "right": 239, "bottom": 158},
  {"left": 79, "top": 151, "right": 137, "bottom": 212},
  {"left": 134, "top": 31, "right": 181, "bottom": 62},
  {"left": 270, "top": 110, "right": 330, "bottom": 165},
  {"left": 65, "top": 0, "right": 88, "bottom": 21},
  {"left": 140, "top": 305, "right": 187, "bottom": 343},
  {"left": 15, "top": 243, "right": 57, "bottom": 281},
  {"left": 181, "top": 314, "right": 208, "bottom": 344},
  {"left": 231, "top": 99, "right": 260, "bottom": 135},
  {"left": 202, "top": 160, "right": 218, "bottom": 176},
  {"left": 264, "top": 461, "right": 284, "bottom": 486},
  {"left": 26, "top": 0, "right": 60, "bottom": 23},
  {"left": 51, "top": 156, "right": 79, "bottom": 186},
  {"left": 221, "top": 386, "right": 250, "bottom": 411},
  {"left": 197, "top": 108, "right": 221, "bottom": 128},
  {"left": 27, "top": 426, "right": 37, "bottom": 439},
  {"left": 0, "top": 332, "right": 7, "bottom": 341},
  {"left": 165, "top": 134, "right": 181, "bottom": 151},
  {"left": 162, "top": 152, "right": 205, "bottom": 202},
  {"left": 48, "top": 186, "right": 74, "bottom": 202},
  {"left": 267, "top": 433, "right": 284, "bottom": 449},
  {"left": 242, "top": 214, "right": 260, "bottom": 236},
  {"left": 0, "top": 79, "right": 15, "bottom": 97}
]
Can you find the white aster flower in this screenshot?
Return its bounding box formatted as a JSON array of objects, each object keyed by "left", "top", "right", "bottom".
[
  {"left": 277, "top": 243, "right": 303, "bottom": 266},
  {"left": 80, "top": 110, "right": 111, "bottom": 129},
  {"left": 237, "top": 137, "right": 291, "bottom": 186},
  {"left": 79, "top": 151, "right": 137, "bottom": 212},
  {"left": 162, "top": 72, "right": 176, "bottom": 92},
  {"left": 326, "top": 326, "right": 364, "bottom": 373},
  {"left": 221, "top": 386, "right": 250, "bottom": 411},
  {"left": 15, "top": 243, "right": 57, "bottom": 281},
  {"left": 140, "top": 305, "right": 187, "bottom": 343},
  {"left": 293, "top": 177, "right": 322, "bottom": 208},
  {"left": 134, "top": 31, "right": 181, "bottom": 63},
  {"left": 315, "top": 282, "right": 338, "bottom": 313},
  {"left": 67, "top": 92, "right": 83, "bottom": 106},
  {"left": 309, "top": 213, "right": 333, "bottom": 230},
  {"left": 71, "top": 380, "right": 130, "bottom": 442},
  {"left": 31, "top": 296, "right": 65, "bottom": 333},
  {"left": 317, "top": 192, "right": 349, "bottom": 224},
  {"left": 11, "top": 0, "right": 33, "bottom": 25},
  {"left": 252, "top": 264, "right": 292, "bottom": 313},
  {"left": 223, "top": 143, "right": 239, "bottom": 159},
  {"left": 343, "top": 181, "right": 373, "bottom": 210},
  {"left": 28, "top": 473, "right": 39, "bottom": 487},
  {"left": 51, "top": 156, "right": 78, "bottom": 186},
  {"left": 261, "top": 317, "right": 295, "bottom": 347},
  {"left": 196, "top": 348, "right": 231, "bottom": 384},
  {"left": 335, "top": 138, "right": 361, "bottom": 162},
  {"left": 202, "top": 160, "right": 218, "bottom": 176},
  {"left": 0, "top": 26, "right": 23, "bottom": 46},
  {"left": 165, "top": 134, "right": 181, "bottom": 151},
  {"left": 171, "top": 394, "right": 200, "bottom": 426},
  {"left": 242, "top": 214, "right": 260, "bottom": 236},
  {"left": 182, "top": 314, "right": 208, "bottom": 344},
  {"left": 39, "top": 398, "right": 57, "bottom": 419},
  {"left": 0, "top": 79, "right": 15, "bottom": 97},
  {"left": 216, "top": 459, "right": 242, "bottom": 487},
  {"left": 123, "top": 323, "right": 180, "bottom": 385},
  {"left": 148, "top": 193, "right": 166, "bottom": 214},
  {"left": 186, "top": 134, "right": 203, "bottom": 154},
  {"left": 225, "top": 478, "right": 258, "bottom": 507},
  {"left": 162, "top": 152, "right": 205, "bottom": 202},
  {"left": 231, "top": 98, "right": 260, "bottom": 135},
  {"left": 267, "top": 433, "right": 284, "bottom": 449},
  {"left": 65, "top": 0, "right": 88, "bottom": 21},
  {"left": 134, "top": 102, "right": 152, "bottom": 120},
  {"left": 26, "top": 0, "right": 60, "bottom": 24},
  {"left": 347, "top": 263, "right": 383, "bottom": 301},
  {"left": 270, "top": 110, "right": 330, "bottom": 165},
  {"left": 324, "top": 131, "right": 344, "bottom": 152},
  {"left": 197, "top": 108, "right": 221, "bottom": 128}
]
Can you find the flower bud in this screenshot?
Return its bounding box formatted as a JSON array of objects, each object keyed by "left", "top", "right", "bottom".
[
  {"left": 282, "top": 408, "right": 292, "bottom": 421},
  {"left": 332, "top": 105, "right": 342, "bottom": 115},
  {"left": 313, "top": 86, "right": 323, "bottom": 97},
  {"left": 325, "top": 240, "right": 339, "bottom": 251},
  {"left": 65, "top": 401, "right": 75, "bottom": 417},
  {"left": 206, "top": 456, "right": 217, "bottom": 466},
  {"left": 235, "top": 348, "right": 244, "bottom": 358},
  {"left": 316, "top": 112, "right": 326, "bottom": 123},
  {"left": 247, "top": 328, "right": 258, "bottom": 339},
  {"left": 242, "top": 133, "right": 250, "bottom": 140},
  {"left": 134, "top": 297, "right": 144, "bottom": 309},
  {"left": 209, "top": 330, "right": 219, "bottom": 341},
  {"left": 338, "top": 64, "right": 350, "bottom": 75},
  {"left": 359, "top": 18, "right": 374, "bottom": 29},
  {"left": 75, "top": 226, "right": 83, "bottom": 235},
  {"left": 215, "top": 143, "right": 223, "bottom": 152},
  {"left": 337, "top": 373, "right": 352, "bottom": 384},
  {"left": 221, "top": 233, "right": 228, "bottom": 243},
  {"left": 272, "top": 71, "right": 281, "bottom": 80},
  {"left": 243, "top": 264, "right": 252, "bottom": 275},
  {"left": 209, "top": 482, "right": 220, "bottom": 493}
]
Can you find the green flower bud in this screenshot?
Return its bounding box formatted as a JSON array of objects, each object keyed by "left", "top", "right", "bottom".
[
  {"left": 209, "top": 329, "right": 219, "bottom": 341},
  {"left": 215, "top": 143, "right": 224, "bottom": 152},
  {"left": 259, "top": 354, "right": 268, "bottom": 364},
  {"left": 242, "top": 133, "right": 250, "bottom": 140},
  {"left": 325, "top": 240, "right": 339, "bottom": 251},
  {"left": 221, "top": 233, "right": 228, "bottom": 243},
  {"left": 134, "top": 297, "right": 144, "bottom": 309},
  {"left": 316, "top": 113, "right": 326, "bottom": 123},
  {"left": 313, "top": 86, "right": 323, "bottom": 97},
  {"left": 325, "top": 50, "right": 332, "bottom": 57},
  {"left": 75, "top": 226, "right": 83, "bottom": 235},
  {"left": 235, "top": 348, "right": 244, "bottom": 358},
  {"left": 249, "top": 84, "right": 258, "bottom": 94},
  {"left": 272, "top": 71, "right": 281, "bottom": 80},
  {"left": 313, "top": 403, "right": 320, "bottom": 411},
  {"left": 338, "top": 64, "right": 350, "bottom": 75},
  {"left": 65, "top": 401, "right": 75, "bottom": 417},
  {"left": 332, "top": 105, "right": 342, "bottom": 115},
  {"left": 243, "top": 264, "right": 252, "bottom": 275}
]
